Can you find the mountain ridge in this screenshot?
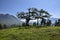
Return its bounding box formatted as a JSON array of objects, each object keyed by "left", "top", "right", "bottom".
[{"left": 0, "top": 14, "right": 22, "bottom": 27}]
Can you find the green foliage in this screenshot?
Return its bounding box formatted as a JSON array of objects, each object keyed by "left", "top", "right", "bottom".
[
  {"left": 17, "top": 8, "right": 51, "bottom": 26},
  {"left": 0, "top": 26, "right": 60, "bottom": 40}
]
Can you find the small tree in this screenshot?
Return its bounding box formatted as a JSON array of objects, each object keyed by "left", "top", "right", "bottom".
[
  {"left": 0, "top": 24, "right": 2, "bottom": 29},
  {"left": 46, "top": 19, "right": 51, "bottom": 26},
  {"left": 3, "top": 24, "right": 7, "bottom": 29},
  {"left": 57, "top": 19, "right": 60, "bottom": 26},
  {"left": 55, "top": 20, "right": 58, "bottom": 26}
]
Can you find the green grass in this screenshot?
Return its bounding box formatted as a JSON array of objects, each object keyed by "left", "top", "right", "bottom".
[{"left": 0, "top": 26, "right": 60, "bottom": 40}]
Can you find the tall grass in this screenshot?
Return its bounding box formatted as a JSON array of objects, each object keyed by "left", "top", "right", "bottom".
[{"left": 0, "top": 26, "right": 60, "bottom": 40}]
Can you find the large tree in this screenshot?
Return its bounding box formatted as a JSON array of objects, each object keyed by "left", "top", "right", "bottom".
[
  {"left": 17, "top": 8, "right": 51, "bottom": 26},
  {"left": 17, "top": 8, "right": 38, "bottom": 26}
]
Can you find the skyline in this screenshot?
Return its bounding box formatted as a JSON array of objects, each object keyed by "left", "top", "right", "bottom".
[{"left": 0, "top": 0, "right": 60, "bottom": 18}]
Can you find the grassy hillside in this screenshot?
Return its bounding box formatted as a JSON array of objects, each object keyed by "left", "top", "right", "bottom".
[{"left": 0, "top": 26, "right": 60, "bottom": 40}]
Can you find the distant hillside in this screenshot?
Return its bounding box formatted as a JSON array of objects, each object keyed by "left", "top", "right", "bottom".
[{"left": 0, "top": 14, "right": 22, "bottom": 27}]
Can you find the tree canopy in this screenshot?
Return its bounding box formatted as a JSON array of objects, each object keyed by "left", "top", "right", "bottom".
[{"left": 17, "top": 8, "right": 51, "bottom": 26}]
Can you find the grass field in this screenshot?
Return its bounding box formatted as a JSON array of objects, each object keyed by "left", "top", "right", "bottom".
[{"left": 0, "top": 26, "right": 60, "bottom": 40}]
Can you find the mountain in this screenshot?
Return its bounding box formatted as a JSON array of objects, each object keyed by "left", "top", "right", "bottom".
[{"left": 0, "top": 14, "right": 22, "bottom": 27}]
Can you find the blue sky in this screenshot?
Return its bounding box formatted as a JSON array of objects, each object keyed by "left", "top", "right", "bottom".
[{"left": 0, "top": 0, "right": 60, "bottom": 18}]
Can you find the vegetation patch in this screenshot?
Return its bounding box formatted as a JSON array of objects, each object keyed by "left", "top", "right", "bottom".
[{"left": 0, "top": 26, "right": 60, "bottom": 40}]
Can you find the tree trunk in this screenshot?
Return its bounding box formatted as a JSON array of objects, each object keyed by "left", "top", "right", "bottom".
[
  {"left": 26, "top": 20, "right": 30, "bottom": 26},
  {"left": 41, "top": 18, "right": 46, "bottom": 26},
  {"left": 26, "top": 17, "right": 30, "bottom": 26},
  {"left": 37, "top": 19, "right": 38, "bottom": 26}
]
